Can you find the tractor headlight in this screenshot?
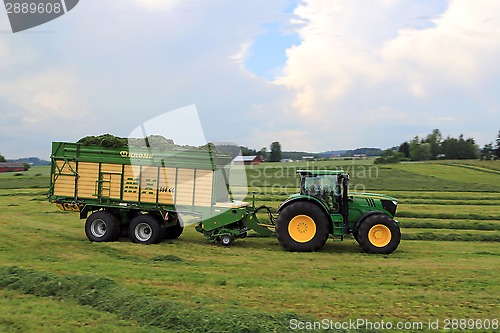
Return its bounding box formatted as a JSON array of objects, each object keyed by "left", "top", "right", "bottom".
[{"left": 381, "top": 199, "right": 397, "bottom": 216}]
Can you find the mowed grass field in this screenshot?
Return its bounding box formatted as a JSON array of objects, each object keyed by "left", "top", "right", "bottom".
[{"left": 0, "top": 161, "right": 499, "bottom": 332}]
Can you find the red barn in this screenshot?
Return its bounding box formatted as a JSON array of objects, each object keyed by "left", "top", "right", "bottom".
[{"left": 0, "top": 162, "right": 26, "bottom": 173}]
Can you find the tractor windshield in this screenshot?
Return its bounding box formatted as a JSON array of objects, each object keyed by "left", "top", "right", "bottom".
[{"left": 303, "top": 175, "right": 340, "bottom": 197}]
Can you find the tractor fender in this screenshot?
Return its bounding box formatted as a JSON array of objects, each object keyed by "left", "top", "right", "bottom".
[
  {"left": 277, "top": 196, "right": 330, "bottom": 217},
  {"left": 353, "top": 210, "right": 387, "bottom": 234}
]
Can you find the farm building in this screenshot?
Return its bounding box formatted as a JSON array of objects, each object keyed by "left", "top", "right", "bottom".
[
  {"left": 232, "top": 155, "right": 262, "bottom": 165},
  {"left": 0, "top": 162, "right": 26, "bottom": 173}
]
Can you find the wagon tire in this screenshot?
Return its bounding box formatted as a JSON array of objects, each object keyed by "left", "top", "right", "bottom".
[
  {"left": 85, "top": 211, "right": 121, "bottom": 242},
  {"left": 357, "top": 214, "right": 400, "bottom": 254},
  {"left": 164, "top": 215, "right": 184, "bottom": 240},
  {"left": 129, "top": 215, "right": 163, "bottom": 245},
  {"left": 276, "top": 202, "right": 329, "bottom": 252}
]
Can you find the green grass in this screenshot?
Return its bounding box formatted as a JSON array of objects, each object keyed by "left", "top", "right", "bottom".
[
  {"left": 389, "top": 162, "right": 500, "bottom": 186},
  {"left": 401, "top": 218, "right": 500, "bottom": 230},
  {"left": 246, "top": 160, "right": 500, "bottom": 192},
  {"left": 0, "top": 289, "right": 165, "bottom": 333},
  {"left": 443, "top": 159, "right": 500, "bottom": 171},
  {"left": 0, "top": 160, "right": 499, "bottom": 332},
  {"left": 0, "top": 166, "right": 50, "bottom": 189}
]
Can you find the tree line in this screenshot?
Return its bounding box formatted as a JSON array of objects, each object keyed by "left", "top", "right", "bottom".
[
  {"left": 238, "top": 141, "right": 282, "bottom": 162},
  {"left": 375, "top": 129, "right": 500, "bottom": 164},
  {"left": 4, "top": 130, "right": 497, "bottom": 166}
]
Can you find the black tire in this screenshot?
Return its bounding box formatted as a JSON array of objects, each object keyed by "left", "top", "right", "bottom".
[
  {"left": 129, "top": 214, "right": 163, "bottom": 244},
  {"left": 357, "top": 214, "right": 401, "bottom": 254},
  {"left": 353, "top": 230, "right": 360, "bottom": 243},
  {"left": 276, "top": 201, "right": 329, "bottom": 252},
  {"left": 164, "top": 215, "right": 184, "bottom": 240},
  {"left": 221, "top": 235, "right": 234, "bottom": 246},
  {"left": 85, "top": 211, "right": 121, "bottom": 242}
]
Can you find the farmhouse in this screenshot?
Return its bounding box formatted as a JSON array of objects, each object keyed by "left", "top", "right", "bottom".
[
  {"left": 232, "top": 155, "right": 262, "bottom": 165},
  {"left": 0, "top": 162, "right": 26, "bottom": 173}
]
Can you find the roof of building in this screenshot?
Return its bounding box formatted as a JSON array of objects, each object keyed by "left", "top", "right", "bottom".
[
  {"left": 0, "top": 162, "right": 25, "bottom": 168},
  {"left": 296, "top": 169, "right": 345, "bottom": 176},
  {"left": 232, "top": 155, "right": 259, "bottom": 162}
]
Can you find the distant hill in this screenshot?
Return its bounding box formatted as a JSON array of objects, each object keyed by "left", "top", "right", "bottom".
[
  {"left": 319, "top": 148, "right": 382, "bottom": 157},
  {"left": 7, "top": 157, "right": 50, "bottom": 166},
  {"left": 341, "top": 147, "right": 383, "bottom": 157},
  {"left": 281, "top": 151, "right": 323, "bottom": 160},
  {"left": 278, "top": 148, "right": 383, "bottom": 160},
  {"left": 317, "top": 150, "right": 348, "bottom": 157}
]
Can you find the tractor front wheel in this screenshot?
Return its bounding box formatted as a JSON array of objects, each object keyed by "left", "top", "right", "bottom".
[
  {"left": 276, "top": 202, "right": 329, "bottom": 252},
  {"left": 357, "top": 214, "right": 401, "bottom": 254}
]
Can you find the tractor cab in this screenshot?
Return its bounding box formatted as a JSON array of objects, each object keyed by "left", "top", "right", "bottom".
[{"left": 297, "top": 170, "right": 350, "bottom": 213}]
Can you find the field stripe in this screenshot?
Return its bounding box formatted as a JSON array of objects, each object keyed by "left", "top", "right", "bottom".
[{"left": 0, "top": 266, "right": 310, "bottom": 332}]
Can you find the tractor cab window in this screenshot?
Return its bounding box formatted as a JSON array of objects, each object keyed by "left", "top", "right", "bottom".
[{"left": 303, "top": 175, "right": 340, "bottom": 197}]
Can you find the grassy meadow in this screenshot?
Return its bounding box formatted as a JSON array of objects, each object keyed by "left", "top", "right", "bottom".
[{"left": 0, "top": 160, "right": 499, "bottom": 332}]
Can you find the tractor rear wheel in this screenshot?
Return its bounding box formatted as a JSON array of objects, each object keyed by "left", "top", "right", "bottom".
[
  {"left": 276, "top": 202, "right": 329, "bottom": 252},
  {"left": 357, "top": 214, "right": 400, "bottom": 254},
  {"left": 129, "top": 214, "right": 163, "bottom": 244},
  {"left": 353, "top": 230, "right": 360, "bottom": 243},
  {"left": 85, "top": 211, "right": 121, "bottom": 242}
]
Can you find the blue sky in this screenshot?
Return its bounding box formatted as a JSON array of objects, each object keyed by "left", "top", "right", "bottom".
[
  {"left": 245, "top": 22, "right": 301, "bottom": 81},
  {"left": 1, "top": 0, "right": 499, "bottom": 158}
]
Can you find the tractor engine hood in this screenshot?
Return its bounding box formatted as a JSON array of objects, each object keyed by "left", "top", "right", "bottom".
[
  {"left": 351, "top": 192, "right": 397, "bottom": 202},
  {"left": 351, "top": 193, "right": 398, "bottom": 217}
]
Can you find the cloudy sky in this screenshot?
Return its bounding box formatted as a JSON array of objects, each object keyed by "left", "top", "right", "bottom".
[{"left": 1, "top": 0, "right": 499, "bottom": 158}]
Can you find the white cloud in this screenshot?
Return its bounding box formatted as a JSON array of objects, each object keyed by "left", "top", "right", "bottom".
[
  {"left": 0, "top": 0, "right": 298, "bottom": 158},
  {"left": 275, "top": 0, "right": 500, "bottom": 148},
  {"left": 381, "top": 0, "right": 500, "bottom": 87},
  {"left": 0, "top": 70, "right": 86, "bottom": 126}
]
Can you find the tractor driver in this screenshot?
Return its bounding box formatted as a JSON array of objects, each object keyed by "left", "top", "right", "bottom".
[{"left": 310, "top": 177, "right": 321, "bottom": 194}]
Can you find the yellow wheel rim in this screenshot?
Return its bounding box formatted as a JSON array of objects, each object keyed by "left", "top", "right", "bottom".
[
  {"left": 288, "top": 215, "right": 316, "bottom": 243},
  {"left": 368, "top": 224, "right": 392, "bottom": 247}
]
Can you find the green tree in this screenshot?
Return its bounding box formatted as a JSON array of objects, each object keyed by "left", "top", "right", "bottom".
[
  {"left": 398, "top": 142, "right": 410, "bottom": 158},
  {"left": 374, "top": 149, "right": 403, "bottom": 164},
  {"left": 464, "top": 137, "right": 479, "bottom": 159},
  {"left": 269, "top": 142, "right": 282, "bottom": 162},
  {"left": 410, "top": 142, "right": 432, "bottom": 161},
  {"left": 0, "top": 153, "right": 5, "bottom": 163},
  {"left": 401, "top": 130, "right": 480, "bottom": 161},
  {"left": 425, "top": 129, "right": 442, "bottom": 159},
  {"left": 257, "top": 147, "right": 267, "bottom": 161},
  {"left": 240, "top": 146, "right": 257, "bottom": 156},
  {"left": 441, "top": 136, "right": 458, "bottom": 159},
  {"left": 440, "top": 135, "right": 478, "bottom": 159},
  {"left": 495, "top": 130, "right": 500, "bottom": 159},
  {"left": 481, "top": 143, "right": 493, "bottom": 160}
]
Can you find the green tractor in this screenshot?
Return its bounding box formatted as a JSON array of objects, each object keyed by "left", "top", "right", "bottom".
[{"left": 274, "top": 170, "right": 401, "bottom": 254}]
